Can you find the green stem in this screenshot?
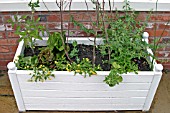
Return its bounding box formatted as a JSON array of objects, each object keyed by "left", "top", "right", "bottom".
[{"left": 57, "top": 0, "right": 72, "bottom": 63}]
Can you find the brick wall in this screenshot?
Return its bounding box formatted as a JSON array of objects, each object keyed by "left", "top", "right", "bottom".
[{"left": 0, "top": 11, "right": 170, "bottom": 70}]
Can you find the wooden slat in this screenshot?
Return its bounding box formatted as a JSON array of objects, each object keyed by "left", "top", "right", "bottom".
[
  {"left": 23, "top": 97, "right": 146, "bottom": 105},
  {"left": 17, "top": 74, "right": 153, "bottom": 83},
  {"left": 36, "top": 37, "right": 104, "bottom": 46},
  {"left": 143, "top": 75, "right": 162, "bottom": 111},
  {"left": 8, "top": 70, "right": 26, "bottom": 112},
  {"left": 19, "top": 82, "right": 151, "bottom": 91},
  {"left": 25, "top": 104, "right": 143, "bottom": 111},
  {"left": 16, "top": 70, "right": 156, "bottom": 76},
  {"left": 21, "top": 90, "right": 148, "bottom": 98}
]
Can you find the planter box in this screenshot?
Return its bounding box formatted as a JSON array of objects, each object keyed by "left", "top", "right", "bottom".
[{"left": 7, "top": 37, "right": 163, "bottom": 112}]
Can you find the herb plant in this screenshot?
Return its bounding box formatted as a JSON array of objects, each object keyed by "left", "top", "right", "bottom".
[
  {"left": 8, "top": 0, "right": 44, "bottom": 54},
  {"left": 72, "top": 0, "right": 151, "bottom": 86},
  {"left": 11, "top": 0, "right": 159, "bottom": 87}
]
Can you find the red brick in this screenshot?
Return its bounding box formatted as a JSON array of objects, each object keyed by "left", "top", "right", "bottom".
[
  {"left": 155, "top": 46, "right": 170, "bottom": 51},
  {"left": 9, "top": 45, "right": 18, "bottom": 53},
  {"left": 0, "top": 16, "right": 3, "bottom": 23},
  {"left": 0, "top": 60, "right": 11, "bottom": 66},
  {"left": 62, "top": 12, "right": 97, "bottom": 22},
  {"left": 48, "top": 23, "right": 61, "bottom": 30},
  {"left": 69, "top": 30, "right": 94, "bottom": 37},
  {"left": 9, "top": 38, "right": 19, "bottom": 44},
  {"left": 47, "top": 15, "right": 61, "bottom": 22},
  {"left": 34, "top": 15, "right": 39, "bottom": 20},
  {"left": 0, "top": 32, "right": 6, "bottom": 38},
  {"left": 3, "top": 15, "right": 12, "bottom": 23},
  {"left": 136, "top": 13, "right": 148, "bottom": 21},
  {"left": 149, "top": 37, "right": 170, "bottom": 45},
  {"left": 83, "top": 12, "right": 97, "bottom": 21},
  {"left": 159, "top": 23, "right": 170, "bottom": 30},
  {"left": 17, "top": 11, "right": 32, "bottom": 15},
  {"left": 150, "top": 15, "right": 170, "bottom": 22},
  {"left": 0, "top": 53, "right": 14, "bottom": 60},
  {"left": 145, "top": 23, "right": 158, "bottom": 30},
  {"left": 48, "top": 22, "right": 75, "bottom": 30},
  {"left": 76, "top": 12, "right": 97, "bottom": 21},
  {"left": 163, "top": 64, "right": 170, "bottom": 70},
  {"left": 146, "top": 30, "right": 169, "bottom": 37},
  {"left": 1, "top": 12, "right": 16, "bottom": 15},
  {"left": 0, "top": 46, "right": 10, "bottom": 53},
  {"left": 7, "top": 31, "right": 19, "bottom": 38},
  {"left": 0, "top": 66, "right": 7, "bottom": 70},
  {"left": 0, "top": 39, "right": 18, "bottom": 45},
  {"left": 63, "top": 14, "right": 71, "bottom": 22},
  {"left": 156, "top": 51, "right": 170, "bottom": 58},
  {"left": 165, "top": 46, "right": 170, "bottom": 51},
  {"left": 76, "top": 22, "right": 93, "bottom": 30},
  {"left": 0, "top": 39, "right": 8, "bottom": 45}
]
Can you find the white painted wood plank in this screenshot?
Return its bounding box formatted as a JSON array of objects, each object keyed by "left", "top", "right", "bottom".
[
  {"left": 13, "top": 40, "right": 25, "bottom": 62},
  {"left": 21, "top": 90, "right": 148, "bottom": 98},
  {"left": 19, "top": 82, "right": 151, "bottom": 91},
  {"left": 143, "top": 75, "right": 162, "bottom": 111},
  {"left": 25, "top": 104, "right": 143, "bottom": 111},
  {"left": 8, "top": 70, "right": 26, "bottom": 112},
  {"left": 16, "top": 70, "right": 156, "bottom": 76},
  {"left": 24, "top": 97, "right": 146, "bottom": 105},
  {"left": 17, "top": 74, "right": 153, "bottom": 83}
]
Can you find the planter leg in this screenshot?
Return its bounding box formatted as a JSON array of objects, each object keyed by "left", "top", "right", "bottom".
[
  {"left": 142, "top": 64, "right": 163, "bottom": 111},
  {"left": 7, "top": 62, "right": 26, "bottom": 112}
]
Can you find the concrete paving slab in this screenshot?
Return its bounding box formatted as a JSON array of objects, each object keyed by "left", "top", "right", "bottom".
[
  {"left": 0, "top": 96, "right": 18, "bottom": 113},
  {"left": 150, "top": 73, "right": 170, "bottom": 113}
]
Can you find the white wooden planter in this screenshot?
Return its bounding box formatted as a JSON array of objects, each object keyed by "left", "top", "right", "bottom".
[{"left": 7, "top": 35, "right": 163, "bottom": 112}]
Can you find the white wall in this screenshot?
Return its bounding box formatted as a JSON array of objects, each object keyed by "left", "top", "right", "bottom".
[{"left": 0, "top": 0, "right": 170, "bottom": 12}]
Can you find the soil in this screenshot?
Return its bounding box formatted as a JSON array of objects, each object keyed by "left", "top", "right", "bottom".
[
  {"left": 24, "top": 44, "right": 151, "bottom": 71},
  {"left": 70, "top": 44, "right": 111, "bottom": 71}
]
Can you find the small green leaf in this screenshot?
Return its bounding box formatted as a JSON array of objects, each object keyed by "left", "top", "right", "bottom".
[
  {"left": 58, "top": 46, "right": 64, "bottom": 51},
  {"left": 72, "top": 40, "right": 77, "bottom": 47}
]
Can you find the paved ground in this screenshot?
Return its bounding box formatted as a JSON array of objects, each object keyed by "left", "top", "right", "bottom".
[{"left": 0, "top": 72, "right": 169, "bottom": 113}]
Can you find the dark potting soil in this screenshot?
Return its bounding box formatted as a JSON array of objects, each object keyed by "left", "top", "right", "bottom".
[{"left": 24, "top": 44, "right": 151, "bottom": 71}]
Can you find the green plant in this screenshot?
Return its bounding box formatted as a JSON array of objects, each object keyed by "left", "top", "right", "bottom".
[
  {"left": 72, "top": 0, "right": 151, "bottom": 86},
  {"left": 147, "top": 0, "right": 170, "bottom": 69},
  {"left": 47, "top": 32, "right": 68, "bottom": 59},
  {"left": 29, "top": 65, "right": 55, "bottom": 82},
  {"left": 37, "top": 32, "right": 70, "bottom": 69},
  {"left": 8, "top": 0, "right": 44, "bottom": 54},
  {"left": 28, "top": 0, "right": 40, "bottom": 12},
  {"left": 102, "top": 1, "right": 152, "bottom": 86},
  {"left": 69, "top": 40, "right": 79, "bottom": 58},
  {"left": 13, "top": 0, "right": 164, "bottom": 87},
  {"left": 66, "top": 58, "right": 101, "bottom": 77}
]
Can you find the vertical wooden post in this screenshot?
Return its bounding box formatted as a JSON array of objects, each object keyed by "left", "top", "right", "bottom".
[
  {"left": 7, "top": 62, "right": 26, "bottom": 112},
  {"left": 142, "top": 32, "right": 149, "bottom": 44},
  {"left": 142, "top": 64, "right": 163, "bottom": 111}
]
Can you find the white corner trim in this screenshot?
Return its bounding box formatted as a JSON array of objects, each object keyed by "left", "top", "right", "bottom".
[{"left": 0, "top": 0, "right": 170, "bottom": 12}]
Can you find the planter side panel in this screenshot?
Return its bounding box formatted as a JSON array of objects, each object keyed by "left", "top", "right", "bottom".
[
  {"left": 8, "top": 69, "right": 26, "bottom": 112},
  {"left": 143, "top": 74, "right": 162, "bottom": 111},
  {"left": 16, "top": 72, "right": 155, "bottom": 111}
]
